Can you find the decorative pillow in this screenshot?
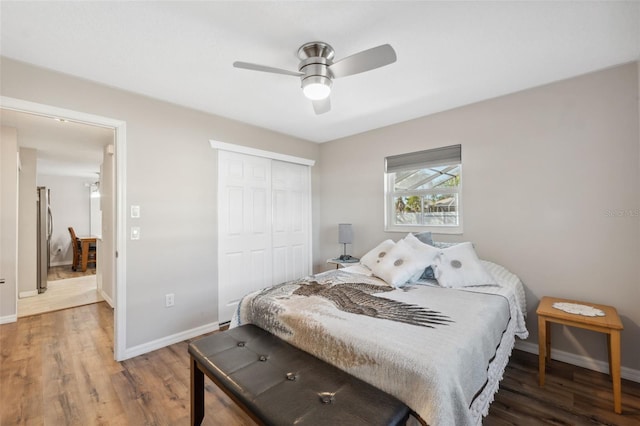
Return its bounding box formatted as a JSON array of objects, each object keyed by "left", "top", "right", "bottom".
[
  {"left": 420, "top": 266, "right": 436, "bottom": 280},
  {"left": 412, "top": 231, "right": 433, "bottom": 246},
  {"left": 422, "top": 241, "right": 464, "bottom": 279},
  {"left": 403, "top": 232, "right": 432, "bottom": 251},
  {"left": 404, "top": 233, "right": 439, "bottom": 281},
  {"left": 432, "top": 242, "right": 496, "bottom": 288},
  {"left": 372, "top": 238, "right": 438, "bottom": 287},
  {"left": 360, "top": 239, "right": 395, "bottom": 271}
]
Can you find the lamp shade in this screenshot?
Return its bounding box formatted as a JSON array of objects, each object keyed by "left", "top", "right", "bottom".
[{"left": 338, "top": 224, "right": 353, "bottom": 244}]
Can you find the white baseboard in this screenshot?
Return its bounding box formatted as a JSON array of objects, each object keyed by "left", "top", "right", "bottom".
[
  {"left": 515, "top": 341, "right": 640, "bottom": 383},
  {"left": 19, "top": 290, "right": 38, "bottom": 299},
  {"left": 0, "top": 314, "right": 17, "bottom": 324},
  {"left": 101, "top": 290, "right": 114, "bottom": 308},
  {"left": 123, "top": 322, "right": 220, "bottom": 361}
]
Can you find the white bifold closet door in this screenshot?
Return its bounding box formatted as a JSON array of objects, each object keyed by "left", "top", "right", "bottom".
[{"left": 218, "top": 150, "right": 310, "bottom": 324}]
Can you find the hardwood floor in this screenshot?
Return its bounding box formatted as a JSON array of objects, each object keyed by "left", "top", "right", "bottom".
[
  {"left": 18, "top": 264, "right": 101, "bottom": 318},
  {"left": 0, "top": 303, "right": 253, "bottom": 426},
  {"left": 18, "top": 275, "right": 103, "bottom": 318},
  {"left": 1, "top": 302, "right": 638, "bottom": 425},
  {"left": 48, "top": 264, "right": 96, "bottom": 281},
  {"left": 486, "top": 352, "right": 640, "bottom": 426}
]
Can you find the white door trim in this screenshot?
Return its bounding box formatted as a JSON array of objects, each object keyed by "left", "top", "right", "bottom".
[
  {"left": 0, "top": 96, "right": 128, "bottom": 361},
  {"left": 210, "top": 140, "right": 315, "bottom": 167}
]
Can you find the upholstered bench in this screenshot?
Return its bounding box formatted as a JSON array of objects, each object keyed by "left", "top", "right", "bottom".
[{"left": 188, "top": 324, "right": 411, "bottom": 426}]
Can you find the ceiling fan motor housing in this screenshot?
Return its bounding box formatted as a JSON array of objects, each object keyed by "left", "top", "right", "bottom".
[
  {"left": 298, "top": 41, "right": 335, "bottom": 61},
  {"left": 298, "top": 42, "right": 335, "bottom": 93}
]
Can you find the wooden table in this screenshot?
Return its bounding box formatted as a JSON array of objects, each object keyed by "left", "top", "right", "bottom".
[
  {"left": 79, "top": 237, "right": 97, "bottom": 272},
  {"left": 536, "top": 296, "right": 624, "bottom": 414}
]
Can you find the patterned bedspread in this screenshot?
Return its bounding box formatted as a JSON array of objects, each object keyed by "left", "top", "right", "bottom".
[{"left": 232, "top": 261, "right": 528, "bottom": 426}]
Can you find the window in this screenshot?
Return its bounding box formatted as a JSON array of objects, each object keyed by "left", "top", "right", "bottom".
[{"left": 384, "top": 145, "right": 462, "bottom": 234}]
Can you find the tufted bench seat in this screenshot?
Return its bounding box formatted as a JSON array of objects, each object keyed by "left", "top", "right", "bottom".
[{"left": 189, "top": 324, "right": 411, "bottom": 426}]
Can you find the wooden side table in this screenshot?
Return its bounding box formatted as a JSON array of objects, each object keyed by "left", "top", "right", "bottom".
[{"left": 536, "top": 296, "right": 624, "bottom": 414}]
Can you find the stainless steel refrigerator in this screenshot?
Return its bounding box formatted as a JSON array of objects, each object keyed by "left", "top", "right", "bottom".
[{"left": 37, "top": 186, "right": 52, "bottom": 293}]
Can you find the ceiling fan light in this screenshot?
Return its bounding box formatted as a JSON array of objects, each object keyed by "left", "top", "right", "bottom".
[{"left": 302, "top": 76, "right": 331, "bottom": 100}]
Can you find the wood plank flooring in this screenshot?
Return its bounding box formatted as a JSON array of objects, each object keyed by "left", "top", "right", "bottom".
[
  {"left": 18, "top": 265, "right": 101, "bottom": 318},
  {"left": 486, "top": 351, "right": 640, "bottom": 426},
  {"left": 48, "top": 264, "right": 96, "bottom": 281},
  {"left": 1, "top": 302, "right": 638, "bottom": 425},
  {"left": 18, "top": 276, "right": 103, "bottom": 318}
]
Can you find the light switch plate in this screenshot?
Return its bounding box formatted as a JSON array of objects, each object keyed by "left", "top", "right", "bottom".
[
  {"left": 131, "top": 227, "right": 140, "bottom": 240},
  {"left": 131, "top": 205, "right": 140, "bottom": 218}
]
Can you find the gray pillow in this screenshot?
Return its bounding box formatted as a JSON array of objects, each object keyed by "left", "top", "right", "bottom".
[
  {"left": 413, "top": 232, "right": 433, "bottom": 246},
  {"left": 420, "top": 266, "right": 436, "bottom": 280}
]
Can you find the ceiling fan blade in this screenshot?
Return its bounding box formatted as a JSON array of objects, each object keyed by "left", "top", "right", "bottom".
[
  {"left": 329, "top": 44, "right": 397, "bottom": 78},
  {"left": 233, "top": 61, "right": 303, "bottom": 77},
  {"left": 312, "top": 97, "right": 331, "bottom": 115}
]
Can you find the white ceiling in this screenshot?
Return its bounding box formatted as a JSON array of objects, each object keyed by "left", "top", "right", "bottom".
[
  {"left": 0, "top": 109, "right": 113, "bottom": 178},
  {"left": 1, "top": 1, "right": 639, "bottom": 146}
]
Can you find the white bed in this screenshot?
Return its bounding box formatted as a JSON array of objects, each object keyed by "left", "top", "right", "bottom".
[{"left": 232, "top": 239, "right": 528, "bottom": 425}]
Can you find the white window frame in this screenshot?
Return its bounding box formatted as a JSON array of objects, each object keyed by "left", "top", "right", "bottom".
[{"left": 384, "top": 145, "right": 463, "bottom": 235}]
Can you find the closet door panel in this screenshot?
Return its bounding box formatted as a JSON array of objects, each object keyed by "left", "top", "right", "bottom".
[
  {"left": 218, "top": 151, "right": 311, "bottom": 324},
  {"left": 218, "top": 151, "right": 272, "bottom": 323},
  {"left": 272, "top": 160, "right": 310, "bottom": 283}
]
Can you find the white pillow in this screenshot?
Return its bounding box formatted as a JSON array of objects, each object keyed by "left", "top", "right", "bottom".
[
  {"left": 432, "top": 242, "right": 497, "bottom": 288},
  {"left": 360, "top": 239, "right": 395, "bottom": 271},
  {"left": 403, "top": 232, "right": 434, "bottom": 252},
  {"left": 403, "top": 233, "right": 440, "bottom": 281},
  {"left": 372, "top": 239, "right": 437, "bottom": 287}
]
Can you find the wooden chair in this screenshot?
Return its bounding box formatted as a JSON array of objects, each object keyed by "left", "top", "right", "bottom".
[{"left": 68, "top": 227, "right": 96, "bottom": 271}]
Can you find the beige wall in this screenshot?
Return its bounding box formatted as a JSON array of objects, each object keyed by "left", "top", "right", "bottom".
[
  {"left": 17, "top": 148, "right": 37, "bottom": 297},
  {"left": 318, "top": 62, "right": 640, "bottom": 374},
  {"left": 0, "top": 58, "right": 320, "bottom": 349}
]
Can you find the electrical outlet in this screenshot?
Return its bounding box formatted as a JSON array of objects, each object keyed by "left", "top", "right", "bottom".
[{"left": 165, "top": 293, "right": 175, "bottom": 307}]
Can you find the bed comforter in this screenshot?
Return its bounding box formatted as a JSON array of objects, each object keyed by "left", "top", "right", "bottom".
[{"left": 232, "top": 261, "right": 528, "bottom": 426}]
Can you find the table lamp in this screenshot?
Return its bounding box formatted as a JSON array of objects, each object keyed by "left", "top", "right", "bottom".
[{"left": 338, "top": 223, "right": 353, "bottom": 260}]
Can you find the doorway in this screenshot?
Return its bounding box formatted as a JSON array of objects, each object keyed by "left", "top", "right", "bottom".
[
  {"left": 1, "top": 109, "right": 112, "bottom": 317},
  {"left": 0, "top": 96, "right": 127, "bottom": 361}
]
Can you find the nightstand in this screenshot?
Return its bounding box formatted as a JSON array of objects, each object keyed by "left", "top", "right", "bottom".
[
  {"left": 327, "top": 258, "right": 360, "bottom": 269},
  {"left": 536, "top": 296, "right": 624, "bottom": 414}
]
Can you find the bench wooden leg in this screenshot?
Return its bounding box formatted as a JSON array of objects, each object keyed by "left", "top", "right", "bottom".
[{"left": 191, "top": 356, "right": 205, "bottom": 426}]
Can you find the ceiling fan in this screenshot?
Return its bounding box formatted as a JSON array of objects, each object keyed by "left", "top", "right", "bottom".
[{"left": 233, "top": 41, "right": 397, "bottom": 115}]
